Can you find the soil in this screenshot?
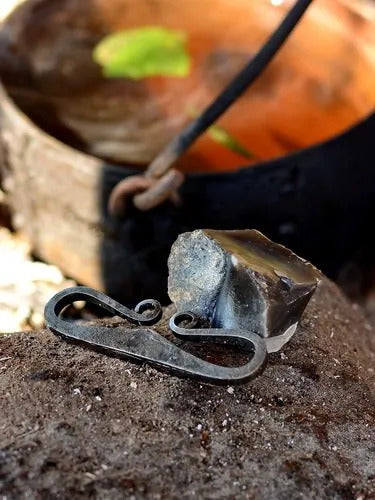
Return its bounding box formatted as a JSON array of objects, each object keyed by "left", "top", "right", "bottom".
[{"left": 1, "top": 278, "right": 375, "bottom": 499}]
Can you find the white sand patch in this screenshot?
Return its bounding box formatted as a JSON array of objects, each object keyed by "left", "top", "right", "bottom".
[{"left": 0, "top": 0, "right": 24, "bottom": 22}]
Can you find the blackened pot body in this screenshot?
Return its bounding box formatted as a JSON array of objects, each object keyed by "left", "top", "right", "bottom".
[{"left": 99, "top": 113, "right": 375, "bottom": 302}]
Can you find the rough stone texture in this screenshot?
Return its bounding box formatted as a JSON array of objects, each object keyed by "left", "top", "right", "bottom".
[
  {"left": 168, "top": 230, "right": 227, "bottom": 320},
  {"left": 1, "top": 279, "right": 375, "bottom": 499},
  {"left": 168, "top": 229, "right": 320, "bottom": 338}
]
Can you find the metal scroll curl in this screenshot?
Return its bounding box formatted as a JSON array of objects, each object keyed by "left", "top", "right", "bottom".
[{"left": 44, "top": 287, "right": 267, "bottom": 383}]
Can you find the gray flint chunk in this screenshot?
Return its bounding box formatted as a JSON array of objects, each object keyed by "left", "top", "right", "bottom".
[{"left": 168, "top": 229, "right": 320, "bottom": 338}]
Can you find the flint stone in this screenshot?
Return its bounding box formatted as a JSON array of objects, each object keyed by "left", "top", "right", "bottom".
[{"left": 168, "top": 229, "right": 320, "bottom": 338}]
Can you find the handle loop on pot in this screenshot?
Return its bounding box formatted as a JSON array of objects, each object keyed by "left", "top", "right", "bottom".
[
  {"left": 107, "top": 0, "right": 313, "bottom": 216},
  {"left": 108, "top": 168, "right": 184, "bottom": 216}
]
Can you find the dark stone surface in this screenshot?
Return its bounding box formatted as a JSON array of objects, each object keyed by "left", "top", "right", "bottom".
[
  {"left": 1, "top": 279, "right": 375, "bottom": 499},
  {"left": 168, "top": 229, "right": 320, "bottom": 338}
]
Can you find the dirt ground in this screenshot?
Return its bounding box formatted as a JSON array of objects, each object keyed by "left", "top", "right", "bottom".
[{"left": 1, "top": 279, "right": 375, "bottom": 499}]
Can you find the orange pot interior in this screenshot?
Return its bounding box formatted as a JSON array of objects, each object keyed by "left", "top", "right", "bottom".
[{"left": 1, "top": 0, "right": 375, "bottom": 172}]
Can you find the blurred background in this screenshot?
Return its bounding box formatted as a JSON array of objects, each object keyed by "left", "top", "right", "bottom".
[{"left": 0, "top": 0, "right": 374, "bottom": 333}]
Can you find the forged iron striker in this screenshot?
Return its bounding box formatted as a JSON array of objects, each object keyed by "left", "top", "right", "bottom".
[{"left": 44, "top": 230, "right": 320, "bottom": 383}]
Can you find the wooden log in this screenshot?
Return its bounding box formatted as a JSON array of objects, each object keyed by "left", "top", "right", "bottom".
[{"left": 0, "top": 83, "right": 108, "bottom": 291}]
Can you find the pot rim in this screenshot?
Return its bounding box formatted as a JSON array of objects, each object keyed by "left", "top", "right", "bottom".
[{"left": 0, "top": 80, "right": 373, "bottom": 182}]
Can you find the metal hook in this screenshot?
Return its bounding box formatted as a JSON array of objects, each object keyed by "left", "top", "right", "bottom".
[
  {"left": 44, "top": 287, "right": 267, "bottom": 383},
  {"left": 45, "top": 286, "right": 163, "bottom": 328},
  {"left": 169, "top": 312, "right": 267, "bottom": 382}
]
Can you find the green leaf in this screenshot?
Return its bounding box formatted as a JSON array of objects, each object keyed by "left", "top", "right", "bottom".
[
  {"left": 93, "top": 26, "right": 191, "bottom": 79},
  {"left": 207, "top": 124, "right": 255, "bottom": 160},
  {"left": 186, "top": 106, "right": 255, "bottom": 160}
]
